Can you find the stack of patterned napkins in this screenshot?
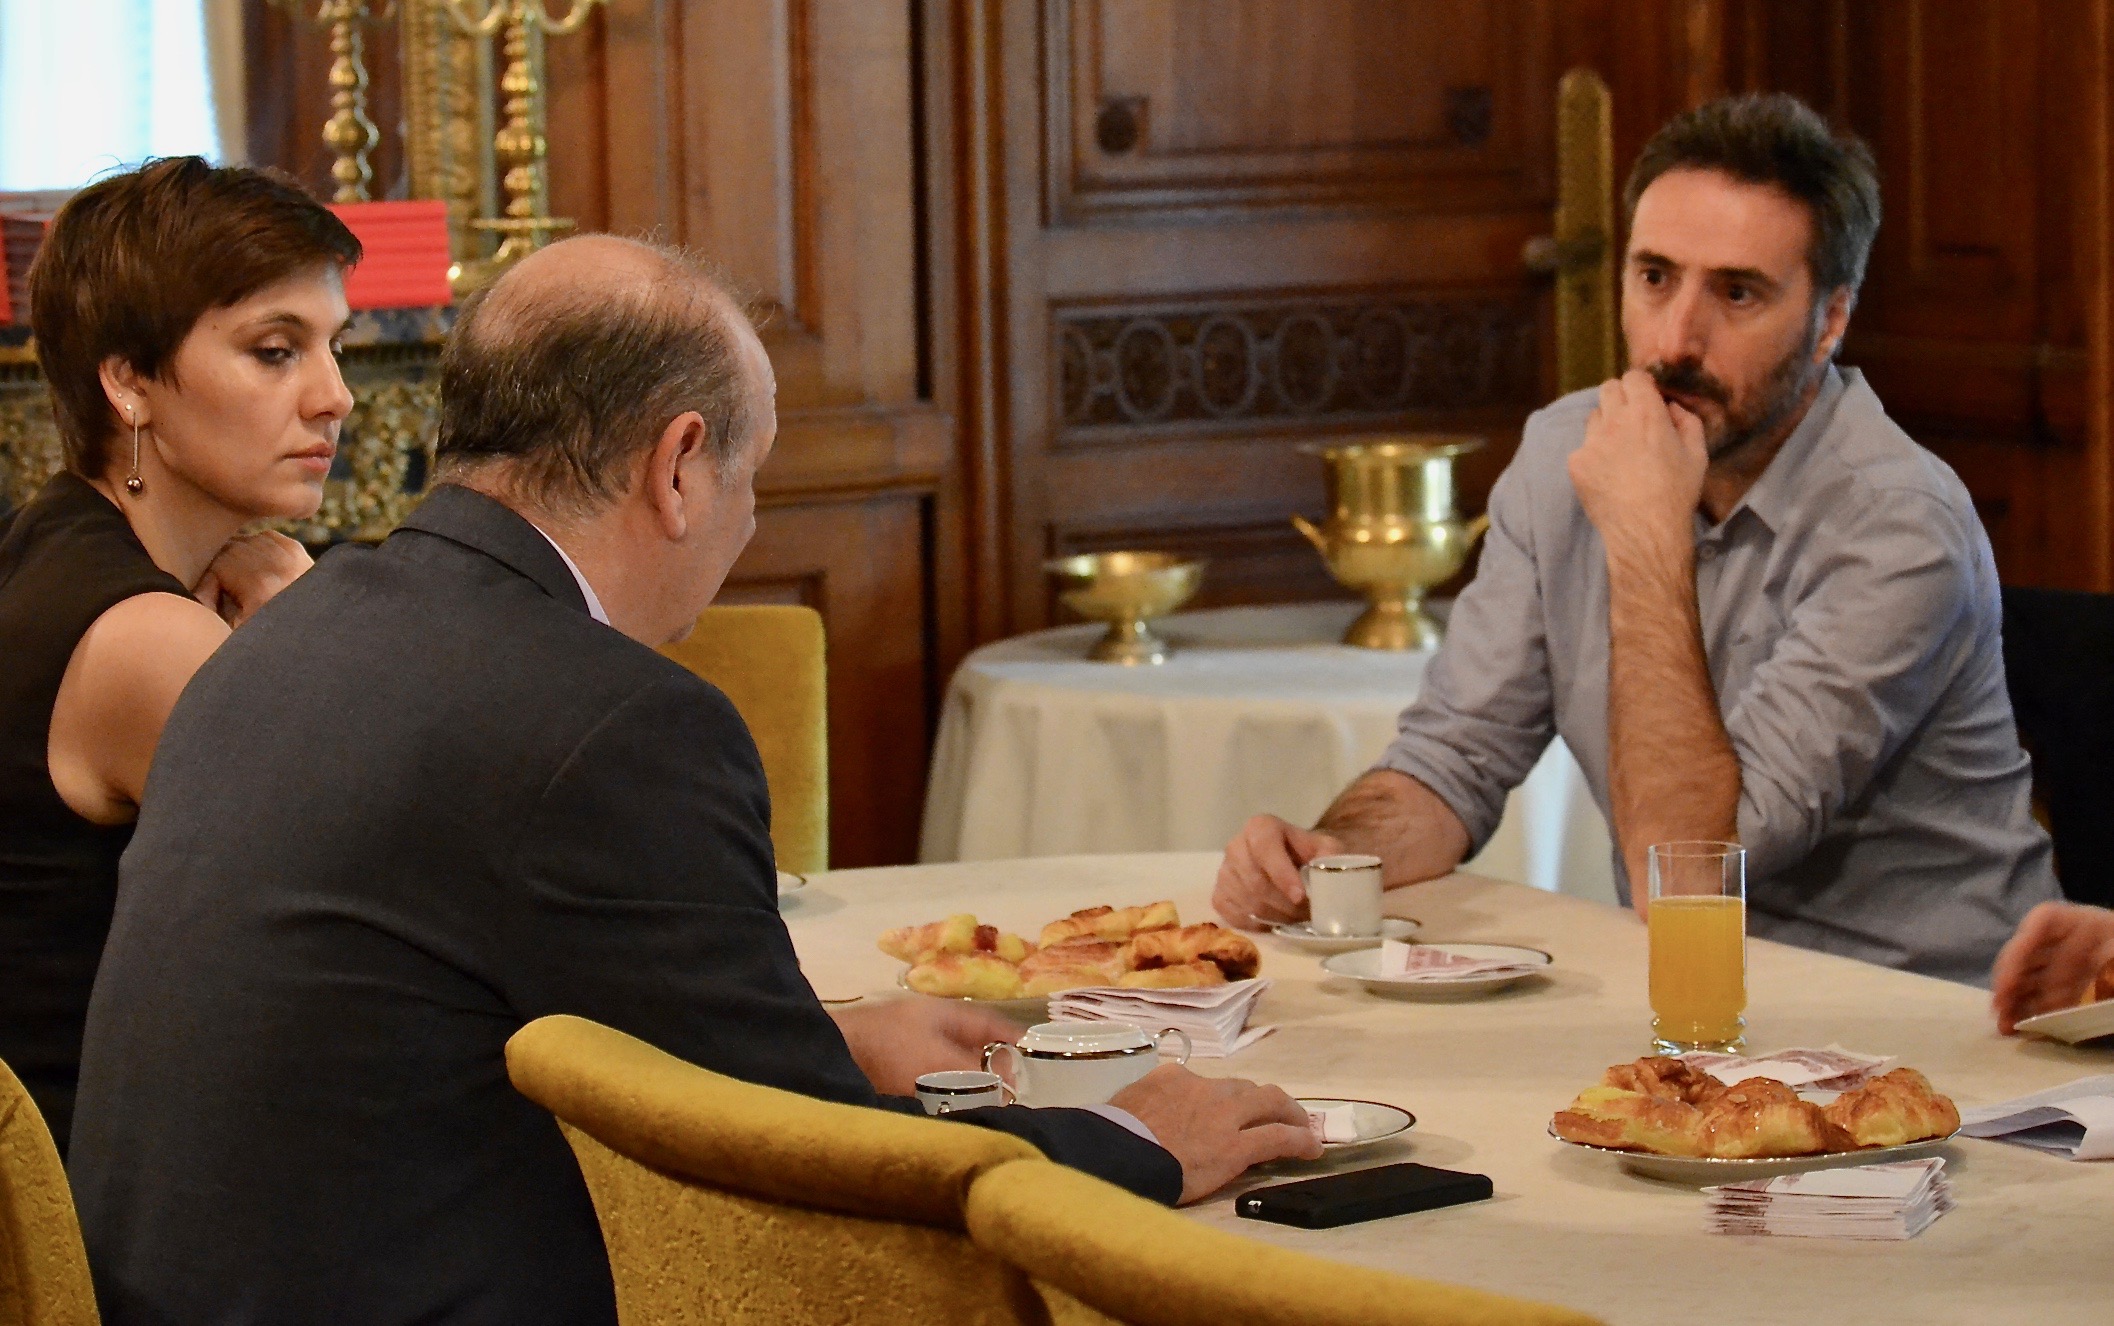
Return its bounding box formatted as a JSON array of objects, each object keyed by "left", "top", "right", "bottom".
[
  {"left": 1048, "top": 979, "right": 1272, "bottom": 1057},
  {"left": 1377, "top": 941, "right": 1543, "bottom": 981},
  {"left": 1706, "top": 1159, "right": 1954, "bottom": 1240}
]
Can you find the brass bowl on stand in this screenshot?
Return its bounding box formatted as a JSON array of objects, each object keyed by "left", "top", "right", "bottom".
[
  {"left": 1044, "top": 551, "right": 1207, "bottom": 665},
  {"left": 1292, "top": 436, "right": 1490, "bottom": 651}
]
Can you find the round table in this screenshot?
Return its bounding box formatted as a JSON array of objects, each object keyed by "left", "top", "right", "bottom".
[
  {"left": 786, "top": 852, "right": 2114, "bottom": 1324},
  {"left": 918, "top": 601, "right": 1616, "bottom": 904}
]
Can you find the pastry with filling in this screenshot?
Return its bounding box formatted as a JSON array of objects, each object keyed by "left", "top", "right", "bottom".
[
  {"left": 1125, "top": 923, "right": 1261, "bottom": 981},
  {"left": 1821, "top": 1067, "right": 1960, "bottom": 1148},
  {"left": 904, "top": 952, "right": 1027, "bottom": 1000},
  {"left": 1116, "top": 960, "right": 1226, "bottom": 989},
  {"left": 878, "top": 914, "right": 979, "bottom": 964},
  {"left": 879, "top": 916, "right": 1031, "bottom": 965},
  {"left": 1037, "top": 901, "right": 1180, "bottom": 947},
  {"left": 1018, "top": 939, "right": 1130, "bottom": 995}
]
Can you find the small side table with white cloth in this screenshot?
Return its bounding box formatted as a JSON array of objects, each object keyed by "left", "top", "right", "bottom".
[{"left": 919, "top": 602, "right": 1617, "bottom": 904}]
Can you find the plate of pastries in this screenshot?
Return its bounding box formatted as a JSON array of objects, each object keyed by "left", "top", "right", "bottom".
[
  {"left": 878, "top": 901, "right": 1261, "bottom": 1018},
  {"left": 1550, "top": 1055, "right": 1962, "bottom": 1183}
]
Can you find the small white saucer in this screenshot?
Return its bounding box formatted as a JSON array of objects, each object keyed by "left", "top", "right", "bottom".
[
  {"left": 777, "top": 870, "right": 807, "bottom": 897},
  {"left": 1320, "top": 943, "right": 1552, "bottom": 998},
  {"left": 1298, "top": 1097, "right": 1416, "bottom": 1148},
  {"left": 1269, "top": 917, "right": 1422, "bottom": 953},
  {"left": 2016, "top": 997, "right": 2114, "bottom": 1044}
]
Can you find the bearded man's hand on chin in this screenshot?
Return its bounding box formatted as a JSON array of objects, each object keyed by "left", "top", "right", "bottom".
[{"left": 1567, "top": 368, "right": 1708, "bottom": 557}]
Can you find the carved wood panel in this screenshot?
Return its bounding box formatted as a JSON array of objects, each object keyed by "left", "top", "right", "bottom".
[
  {"left": 1051, "top": 288, "right": 1541, "bottom": 442},
  {"left": 1050, "top": 0, "right": 1555, "bottom": 218}
]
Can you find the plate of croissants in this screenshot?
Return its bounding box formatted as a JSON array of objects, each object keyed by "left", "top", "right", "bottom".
[
  {"left": 1550, "top": 1055, "right": 1962, "bottom": 1183},
  {"left": 878, "top": 902, "right": 1262, "bottom": 1019}
]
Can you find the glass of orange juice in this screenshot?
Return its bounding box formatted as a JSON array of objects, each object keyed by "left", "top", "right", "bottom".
[{"left": 1647, "top": 841, "right": 1746, "bottom": 1054}]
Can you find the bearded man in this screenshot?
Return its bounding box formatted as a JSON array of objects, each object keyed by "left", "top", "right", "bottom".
[{"left": 1215, "top": 93, "right": 2059, "bottom": 984}]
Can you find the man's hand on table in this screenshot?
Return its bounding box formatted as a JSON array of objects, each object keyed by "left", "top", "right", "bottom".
[
  {"left": 1991, "top": 901, "right": 2114, "bottom": 1034},
  {"left": 1109, "top": 1064, "right": 1323, "bottom": 1203},
  {"left": 1213, "top": 814, "right": 1344, "bottom": 929},
  {"left": 829, "top": 998, "right": 1019, "bottom": 1097}
]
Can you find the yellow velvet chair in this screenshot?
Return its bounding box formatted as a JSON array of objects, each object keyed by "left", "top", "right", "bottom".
[
  {"left": 964, "top": 1158, "right": 1604, "bottom": 1326},
  {"left": 659, "top": 604, "right": 829, "bottom": 875},
  {"left": 504, "top": 1014, "right": 1048, "bottom": 1325},
  {"left": 0, "top": 1059, "right": 98, "bottom": 1326}
]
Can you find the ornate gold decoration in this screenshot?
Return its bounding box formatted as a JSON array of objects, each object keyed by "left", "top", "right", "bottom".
[
  {"left": 437, "top": 0, "right": 606, "bottom": 287},
  {"left": 401, "top": 0, "right": 498, "bottom": 269},
  {"left": 1291, "top": 438, "right": 1491, "bottom": 651},
  {"left": 270, "top": 1, "right": 398, "bottom": 203}
]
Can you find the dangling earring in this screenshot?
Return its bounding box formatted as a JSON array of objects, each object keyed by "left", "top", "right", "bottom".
[{"left": 124, "top": 406, "right": 144, "bottom": 496}]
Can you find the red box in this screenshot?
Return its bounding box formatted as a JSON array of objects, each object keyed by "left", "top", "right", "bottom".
[{"left": 328, "top": 201, "right": 453, "bottom": 310}]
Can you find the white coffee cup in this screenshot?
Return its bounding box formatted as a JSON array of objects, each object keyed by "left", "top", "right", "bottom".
[
  {"left": 982, "top": 1021, "right": 1192, "bottom": 1107},
  {"left": 1303, "top": 853, "right": 1385, "bottom": 936},
  {"left": 914, "top": 1069, "right": 1015, "bottom": 1115}
]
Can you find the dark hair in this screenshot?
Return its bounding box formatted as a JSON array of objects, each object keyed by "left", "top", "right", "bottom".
[
  {"left": 29, "top": 156, "right": 362, "bottom": 475},
  {"left": 1625, "top": 93, "right": 1881, "bottom": 296},
  {"left": 434, "top": 243, "right": 757, "bottom": 513}
]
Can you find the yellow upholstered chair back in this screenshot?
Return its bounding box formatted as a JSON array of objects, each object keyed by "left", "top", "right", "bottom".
[
  {"left": 0, "top": 1060, "right": 98, "bottom": 1326},
  {"left": 965, "top": 1159, "right": 1604, "bottom": 1326},
  {"left": 659, "top": 604, "right": 829, "bottom": 874},
  {"left": 505, "top": 1015, "right": 1046, "bottom": 1326}
]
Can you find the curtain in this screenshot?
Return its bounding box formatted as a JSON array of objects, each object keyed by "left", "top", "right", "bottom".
[
  {"left": 0, "top": 0, "right": 222, "bottom": 190},
  {"left": 202, "top": 0, "right": 246, "bottom": 166}
]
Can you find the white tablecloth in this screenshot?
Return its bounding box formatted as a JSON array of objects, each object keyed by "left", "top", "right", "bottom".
[
  {"left": 785, "top": 853, "right": 2114, "bottom": 1324},
  {"left": 919, "top": 602, "right": 1617, "bottom": 904}
]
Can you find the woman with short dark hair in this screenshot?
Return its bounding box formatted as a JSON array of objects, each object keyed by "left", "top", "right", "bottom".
[{"left": 0, "top": 156, "right": 361, "bottom": 1151}]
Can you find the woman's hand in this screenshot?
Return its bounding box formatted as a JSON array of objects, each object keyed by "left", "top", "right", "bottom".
[{"left": 195, "top": 531, "right": 313, "bottom": 628}]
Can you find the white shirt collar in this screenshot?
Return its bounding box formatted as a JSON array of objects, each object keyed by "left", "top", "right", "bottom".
[{"left": 526, "top": 521, "right": 610, "bottom": 626}]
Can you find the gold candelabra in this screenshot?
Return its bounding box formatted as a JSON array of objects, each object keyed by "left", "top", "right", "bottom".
[
  {"left": 439, "top": 0, "right": 606, "bottom": 284},
  {"left": 273, "top": 1, "right": 397, "bottom": 202}
]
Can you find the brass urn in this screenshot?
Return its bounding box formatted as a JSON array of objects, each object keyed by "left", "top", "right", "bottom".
[{"left": 1291, "top": 436, "right": 1490, "bottom": 651}]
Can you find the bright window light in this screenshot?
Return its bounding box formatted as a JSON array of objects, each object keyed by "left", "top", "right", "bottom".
[{"left": 0, "top": 0, "right": 222, "bottom": 191}]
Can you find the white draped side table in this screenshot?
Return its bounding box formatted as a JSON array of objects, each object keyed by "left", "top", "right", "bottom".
[{"left": 918, "top": 601, "right": 1617, "bottom": 904}]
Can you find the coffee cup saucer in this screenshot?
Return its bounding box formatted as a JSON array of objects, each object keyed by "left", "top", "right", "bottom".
[{"left": 1268, "top": 916, "right": 1421, "bottom": 953}]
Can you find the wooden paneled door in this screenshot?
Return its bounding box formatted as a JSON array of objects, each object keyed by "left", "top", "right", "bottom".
[
  {"left": 925, "top": 0, "right": 1730, "bottom": 641},
  {"left": 1705, "top": 0, "right": 2114, "bottom": 590}
]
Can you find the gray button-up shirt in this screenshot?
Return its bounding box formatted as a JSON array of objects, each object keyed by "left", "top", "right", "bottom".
[{"left": 1378, "top": 366, "right": 2059, "bottom": 984}]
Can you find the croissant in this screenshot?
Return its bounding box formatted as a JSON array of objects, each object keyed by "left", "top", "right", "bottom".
[
  {"left": 1551, "top": 1086, "right": 1706, "bottom": 1157},
  {"left": 1116, "top": 960, "right": 1225, "bottom": 989},
  {"left": 905, "top": 952, "right": 1026, "bottom": 1000},
  {"left": 1601, "top": 1057, "right": 1724, "bottom": 1106},
  {"left": 1821, "top": 1068, "right": 1960, "bottom": 1148},
  {"left": 1018, "top": 939, "right": 1130, "bottom": 995},
  {"left": 1697, "top": 1079, "right": 1846, "bottom": 1159},
  {"left": 1038, "top": 901, "right": 1180, "bottom": 947},
  {"left": 1126, "top": 924, "right": 1261, "bottom": 981}
]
